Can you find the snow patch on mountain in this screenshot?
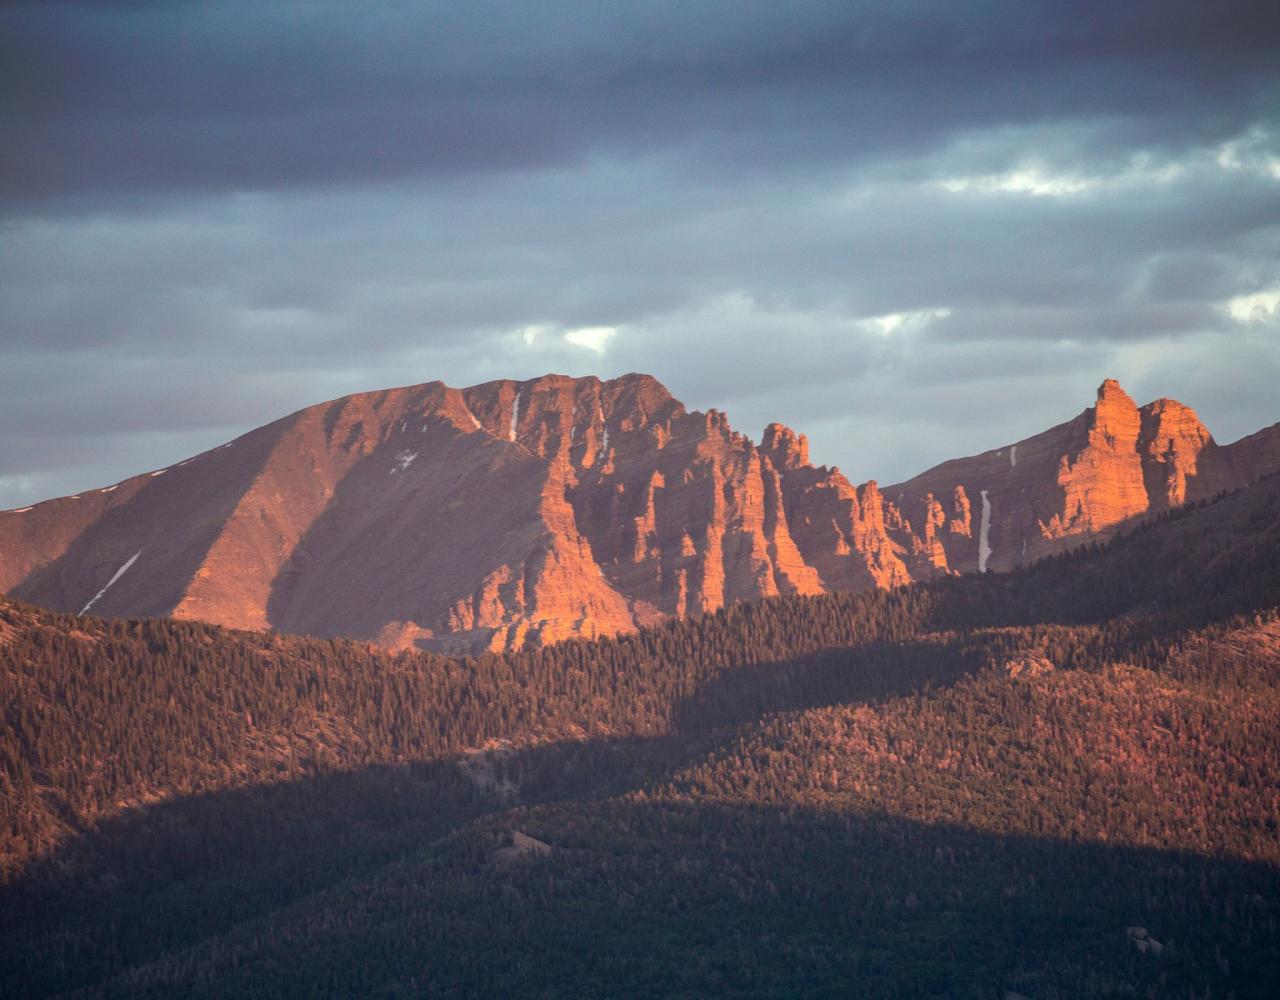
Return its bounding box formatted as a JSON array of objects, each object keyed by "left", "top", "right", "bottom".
[
  {"left": 978, "top": 490, "right": 993, "bottom": 572},
  {"left": 391, "top": 451, "right": 418, "bottom": 474},
  {"left": 81, "top": 550, "right": 142, "bottom": 615}
]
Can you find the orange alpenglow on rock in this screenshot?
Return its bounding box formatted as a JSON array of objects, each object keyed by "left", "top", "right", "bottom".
[
  {"left": 885, "top": 378, "right": 1277, "bottom": 576},
  {"left": 0, "top": 375, "right": 1276, "bottom": 652}
]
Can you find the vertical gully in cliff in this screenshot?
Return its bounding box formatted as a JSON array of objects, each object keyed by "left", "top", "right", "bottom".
[{"left": 978, "top": 490, "right": 993, "bottom": 572}]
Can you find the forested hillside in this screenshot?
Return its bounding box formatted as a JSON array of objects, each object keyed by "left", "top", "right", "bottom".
[{"left": 2, "top": 476, "right": 1279, "bottom": 997}]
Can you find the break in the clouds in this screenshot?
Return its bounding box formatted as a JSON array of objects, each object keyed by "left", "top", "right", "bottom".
[{"left": 1, "top": 1, "right": 1279, "bottom": 507}]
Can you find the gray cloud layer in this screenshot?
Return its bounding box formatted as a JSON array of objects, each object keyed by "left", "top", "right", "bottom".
[{"left": 2, "top": 1, "right": 1279, "bottom": 506}]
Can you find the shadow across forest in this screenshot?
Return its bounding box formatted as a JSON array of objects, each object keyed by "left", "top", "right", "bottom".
[
  {"left": 669, "top": 635, "right": 989, "bottom": 737},
  {"left": 1, "top": 630, "right": 990, "bottom": 996},
  {"left": 4, "top": 766, "right": 1279, "bottom": 999},
  {"left": 4, "top": 613, "right": 1280, "bottom": 997},
  {"left": 4, "top": 476, "right": 1280, "bottom": 996},
  {"left": 184, "top": 798, "right": 1279, "bottom": 1000}
]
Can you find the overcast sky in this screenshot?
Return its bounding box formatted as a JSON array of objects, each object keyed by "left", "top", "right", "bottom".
[{"left": 2, "top": 1, "right": 1278, "bottom": 508}]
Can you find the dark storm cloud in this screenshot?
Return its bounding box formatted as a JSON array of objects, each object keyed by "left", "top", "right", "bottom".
[
  {"left": 3, "top": 0, "right": 1278, "bottom": 205},
  {"left": 1, "top": 0, "right": 1279, "bottom": 507}
]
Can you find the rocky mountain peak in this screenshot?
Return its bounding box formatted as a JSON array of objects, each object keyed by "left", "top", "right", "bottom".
[
  {"left": 887, "top": 377, "right": 1277, "bottom": 577},
  {"left": 1096, "top": 377, "right": 1132, "bottom": 403},
  {"left": 760, "top": 422, "right": 810, "bottom": 469},
  {"left": 1090, "top": 378, "right": 1141, "bottom": 448},
  {"left": 2, "top": 374, "right": 1276, "bottom": 654}
]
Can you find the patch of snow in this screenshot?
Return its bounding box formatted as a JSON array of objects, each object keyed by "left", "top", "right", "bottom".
[
  {"left": 101, "top": 485, "right": 118, "bottom": 493},
  {"left": 150, "top": 469, "right": 167, "bottom": 477},
  {"left": 978, "top": 489, "right": 993, "bottom": 573},
  {"left": 215, "top": 442, "right": 232, "bottom": 450},
  {"left": 8, "top": 506, "right": 33, "bottom": 514},
  {"left": 509, "top": 389, "right": 521, "bottom": 441},
  {"left": 391, "top": 450, "right": 418, "bottom": 474},
  {"left": 80, "top": 550, "right": 142, "bottom": 615},
  {"left": 601, "top": 426, "right": 610, "bottom": 458},
  {"left": 68, "top": 495, "right": 81, "bottom": 500},
  {"left": 1010, "top": 445, "right": 1017, "bottom": 468}
]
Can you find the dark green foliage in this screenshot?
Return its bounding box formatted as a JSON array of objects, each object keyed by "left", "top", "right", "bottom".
[
  {"left": 1, "top": 475, "right": 1278, "bottom": 997},
  {"left": 92, "top": 803, "right": 1280, "bottom": 1000}
]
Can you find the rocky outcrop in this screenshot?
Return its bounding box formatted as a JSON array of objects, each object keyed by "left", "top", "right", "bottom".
[
  {"left": 493, "top": 830, "right": 552, "bottom": 866},
  {"left": 1140, "top": 396, "right": 1215, "bottom": 511},
  {"left": 1, "top": 374, "right": 1275, "bottom": 652},
  {"left": 0, "top": 374, "right": 904, "bottom": 652},
  {"left": 886, "top": 379, "right": 1280, "bottom": 575}
]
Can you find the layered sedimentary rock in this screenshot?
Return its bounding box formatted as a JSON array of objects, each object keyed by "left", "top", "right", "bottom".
[
  {"left": 1, "top": 375, "right": 1276, "bottom": 651},
  {"left": 885, "top": 379, "right": 1280, "bottom": 575},
  {"left": 0, "top": 375, "right": 898, "bottom": 652}
]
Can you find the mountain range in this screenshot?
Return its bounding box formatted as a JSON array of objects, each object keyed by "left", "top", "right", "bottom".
[
  {"left": 2, "top": 374, "right": 1276, "bottom": 652},
  {"left": 4, "top": 462, "right": 1279, "bottom": 997}
]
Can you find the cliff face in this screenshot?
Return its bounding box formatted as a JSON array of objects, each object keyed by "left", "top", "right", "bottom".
[
  {"left": 0, "top": 374, "right": 904, "bottom": 652},
  {"left": 885, "top": 379, "right": 1280, "bottom": 575},
  {"left": 1, "top": 375, "right": 1276, "bottom": 651}
]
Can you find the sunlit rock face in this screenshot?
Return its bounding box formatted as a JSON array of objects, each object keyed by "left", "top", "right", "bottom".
[
  {"left": 885, "top": 379, "right": 1278, "bottom": 575},
  {"left": 2, "top": 374, "right": 1276, "bottom": 652}
]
